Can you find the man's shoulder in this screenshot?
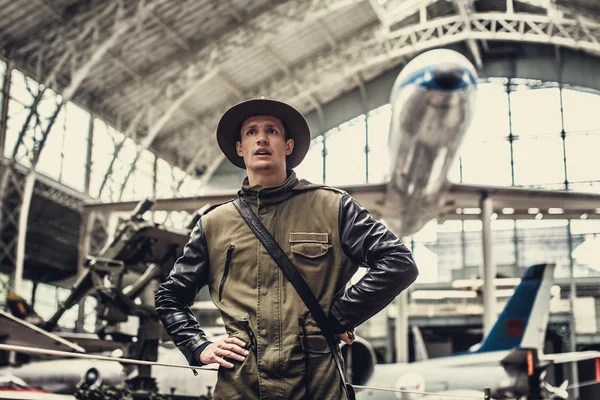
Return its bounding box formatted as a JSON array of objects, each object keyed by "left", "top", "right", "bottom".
[
  {"left": 294, "top": 179, "right": 348, "bottom": 198},
  {"left": 201, "top": 199, "right": 236, "bottom": 218}
]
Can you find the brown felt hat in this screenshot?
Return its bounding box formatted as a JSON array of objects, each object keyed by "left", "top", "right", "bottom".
[{"left": 216, "top": 98, "right": 311, "bottom": 169}]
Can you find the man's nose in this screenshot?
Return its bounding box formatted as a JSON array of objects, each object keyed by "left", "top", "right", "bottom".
[{"left": 256, "top": 131, "right": 269, "bottom": 144}]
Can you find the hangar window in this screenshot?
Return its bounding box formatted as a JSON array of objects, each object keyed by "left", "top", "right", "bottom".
[
  {"left": 510, "top": 86, "right": 562, "bottom": 137},
  {"left": 325, "top": 115, "right": 367, "bottom": 186},
  {"left": 459, "top": 137, "right": 513, "bottom": 186},
  {"left": 121, "top": 149, "right": 156, "bottom": 201},
  {"left": 464, "top": 82, "right": 510, "bottom": 140},
  {"left": 512, "top": 136, "right": 565, "bottom": 186},
  {"left": 367, "top": 104, "right": 392, "bottom": 183},
  {"left": 0, "top": 62, "right": 201, "bottom": 207},
  {"left": 295, "top": 136, "right": 324, "bottom": 183},
  {"left": 562, "top": 88, "right": 600, "bottom": 133},
  {"left": 565, "top": 133, "right": 600, "bottom": 186}
]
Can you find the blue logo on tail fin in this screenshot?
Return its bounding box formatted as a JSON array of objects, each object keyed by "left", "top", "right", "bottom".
[{"left": 474, "top": 264, "right": 547, "bottom": 353}]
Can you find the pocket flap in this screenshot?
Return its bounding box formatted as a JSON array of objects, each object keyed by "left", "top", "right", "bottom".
[
  {"left": 300, "top": 333, "right": 331, "bottom": 355},
  {"left": 289, "top": 232, "right": 329, "bottom": 244}
]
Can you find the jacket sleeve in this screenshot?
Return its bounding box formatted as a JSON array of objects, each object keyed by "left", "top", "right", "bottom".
[
  {"left": 155, "top": 217, "right": 212, "bottom": 365},
  {"left": 328, "top": 193, "right": 418, "bottom": 333}
]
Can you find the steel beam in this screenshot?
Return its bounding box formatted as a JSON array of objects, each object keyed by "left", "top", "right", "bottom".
[
  {"left": 197, "top": 154, "right": 225, "bottom": 188},
  {"left": 0, "top": 61, "right": 11, "bottom": 174},
  {"left": 378, "top": 0, "right": 439, "bottom": 33},
  {"left": 480, "top": 195, "right": 496, "bottom": 336},
  {"left": 394, "top": 290, "right": 409, "bottom": 363},
  {"left": 12, "top": 170, "right": 34, "bottom": 297},
  {"left": 454, "top": 0, "right": 483, "bottom": 69},
  {"left": 83, "top": 182, "right": 387, "bottom": 214},
  {"left": 264, "top": 46, "right": 323, "bottom": 112},
  {"left": 566, "top": 220, "right": 580, "bottom": 399},
  {"left": 84, "top": 114, "right": 94, "bottom": 196},
  {"left": 97, "top": 106, "right": 150, "bottom": 198},
  {"left": 148, "top": 10, "right": 192, "bottom": 54},
  {"left": 75, "top": 211, "right": 95, "bottom": 332},
  {"left": 116, "top": 70, "right": 218, "bottom": 200}
]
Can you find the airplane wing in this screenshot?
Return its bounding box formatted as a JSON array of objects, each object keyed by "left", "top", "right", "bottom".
[
  {"left": 81, "top": 183, "right": 389, "bottom": 214},
  {"left": 444, "top": 183, "right": 600, "bottom": 220},
  {"left": 82, "top": 192, "right": 238, "bottom": 213},
  {"left": 81, "top": 181, "right": 600, "bottom": 222},
  {"left": 0, "top": 310, "right": 85, "bottom": 353},
  {"left": 0, "top": 393, "right": 76, "bottom": 400},
  {"left": 52, "top": 333, "right": 123, "bottom": 353},
  {"left": 541, "top": 350, "right": 600, "bottom": 364}
]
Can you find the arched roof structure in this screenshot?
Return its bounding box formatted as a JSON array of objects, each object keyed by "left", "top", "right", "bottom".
[{"left": 1, "top": 0, "right": 600, "bottom": 182}]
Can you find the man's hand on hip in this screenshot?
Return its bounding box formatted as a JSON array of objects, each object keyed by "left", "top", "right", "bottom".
[
  {"left": 338, "top": 331, "right": 355, "bottom": 345},
  {"left": 199, "top": 337, "right": 249, "bottom": 368}
]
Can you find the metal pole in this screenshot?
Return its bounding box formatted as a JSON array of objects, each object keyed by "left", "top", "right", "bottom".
[
  {"left": 84, "top": 115, "right": 94, "bottom": 196},
  {"left": 481, "top": 195, "right": 496, "bottom": 336},
  {"left": 567, "top": 220, "right": 580, "bottom": 399},
  {"left": 0, "top": 60, "right": 12, "bottom": 171},
  {"left": 30, "top": 279, "right": 38, "bottom": 309},
  {"left": 357, "top": 78, "right": 369, "bottom": 184},
  {"left": 364, "top": 114, "right": 369, "bottom": 184},
  {"left": 395, "top": 290, "right": 409, "bottom": 363},
  {"left": 75, "top": 211, "right": 94, "bottom": 332},
  {"left": 506, "top": 81, "right": 516, "bottom": 186},
  {"left": 1, "top": 62, "right": 14, "bottom": 367},
  {"left": 13, "top": 170, "right": 35, "bottom": 296},
  {"left": 461, "top": 220, "right": 467, "bottom": 270},
  {"left": 513, "top": 221, "right": 519, "bottom": 272},
  {"left": 322, "top": 136, "right": 327, "bottom": 184},
  {"left": 0, "top": 61, "right": 12, "bottom": 241}
]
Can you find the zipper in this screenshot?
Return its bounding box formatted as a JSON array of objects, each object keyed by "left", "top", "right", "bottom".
[{"left": 218, "top": 245, "right": 235, "bottom": 302}]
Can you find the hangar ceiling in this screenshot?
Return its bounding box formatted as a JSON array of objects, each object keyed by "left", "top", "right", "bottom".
[{"left": 1, "top": 0, "right": 600, "bottom": 184}]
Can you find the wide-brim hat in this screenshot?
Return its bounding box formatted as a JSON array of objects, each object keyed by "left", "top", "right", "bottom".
[{"left": 216, "top": 98, "right": 311, "bottom": 169}]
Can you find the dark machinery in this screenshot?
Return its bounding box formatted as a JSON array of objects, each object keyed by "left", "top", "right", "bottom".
[{"left": 39, "top": 199, "right": 192, "bottom": 395}]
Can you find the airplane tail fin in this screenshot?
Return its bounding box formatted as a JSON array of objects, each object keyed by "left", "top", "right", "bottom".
[{"left": 474, "top": 263, "right": 555, "bottom": 354}]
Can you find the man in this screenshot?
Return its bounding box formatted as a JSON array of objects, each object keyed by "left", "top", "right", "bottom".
[{"left": 155, "top": 98, "right": 418, "bottom": 399}]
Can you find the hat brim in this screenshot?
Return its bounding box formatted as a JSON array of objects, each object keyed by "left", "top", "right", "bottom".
[{"left": 216, "top": 99, "right": 311, "bottom": 169}]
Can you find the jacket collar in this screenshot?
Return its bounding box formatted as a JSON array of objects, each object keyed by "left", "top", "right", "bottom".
[{"left": 239, "top": 170, "right": 299, "bottom": 210}]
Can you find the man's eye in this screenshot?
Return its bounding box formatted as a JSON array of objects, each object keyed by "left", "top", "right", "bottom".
[
  {"left": 247, "top": 129, "right": 256, "bottom": 135},
  {"left": 268, "top": 128, "right": 277, "bottom": 134}
]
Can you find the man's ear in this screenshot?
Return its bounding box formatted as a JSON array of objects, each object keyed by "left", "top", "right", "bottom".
[
  {"left": 236, "top": 141, "right": 243, "bottom": 157},
  {"left": 285, "top": 138, "right": 294, "bottom": 156}
]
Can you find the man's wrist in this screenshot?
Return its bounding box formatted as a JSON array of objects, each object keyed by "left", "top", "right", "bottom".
[{"left": 191, "top": 341, "right": 212, "bottom": 366}]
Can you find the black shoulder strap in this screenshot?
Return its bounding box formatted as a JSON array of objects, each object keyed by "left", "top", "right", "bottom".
[{"left": 233, "top": 198, "right": 354, "bottom": 399}]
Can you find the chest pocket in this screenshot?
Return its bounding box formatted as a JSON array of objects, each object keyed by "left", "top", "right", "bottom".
[{"left": 289, "top": 232, "right": 331, "bottom": 258}]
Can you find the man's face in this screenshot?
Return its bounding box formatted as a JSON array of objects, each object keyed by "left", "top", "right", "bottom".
[{"left": 236, "top": 115, "right": 294, "bottom": 173}]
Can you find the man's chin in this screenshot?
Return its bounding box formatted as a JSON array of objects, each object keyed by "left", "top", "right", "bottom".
[{"left": 248, "top": 162, "right": 273, "bottom": 171}]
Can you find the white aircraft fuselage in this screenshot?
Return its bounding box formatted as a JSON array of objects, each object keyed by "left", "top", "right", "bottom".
[{"left": 385, "top": 49, "right": 478, "bottom": 236}]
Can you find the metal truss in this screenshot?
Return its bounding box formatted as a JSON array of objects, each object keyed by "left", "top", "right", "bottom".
[
  {"left": 0, "top": 0, "right": 158, "bottom": 296},
  {"left": 97, "top": 0, "right": 365, "bottom": 200},
  {"left": 454, "top": 0, "right": 483, "bottom": 68},
  {"left": 9, "top": 163, "right": 88, "bottom": 211}
]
